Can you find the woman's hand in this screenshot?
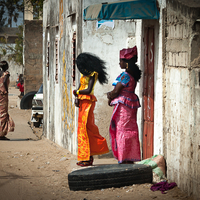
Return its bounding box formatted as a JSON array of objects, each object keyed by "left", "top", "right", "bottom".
[
  {"left": 108, "top": 99, "right": 112, "bottom": 106},
  {"left": 74, "top": 98, "right": 79, "bottom": 107},
  {"left": 107, "top": 82, "right": 124, "bottom": 100},
  {"left": 73, "top": 90, "right": 78, "bottom": 97},
  {"left": 107, "top": 92, "right": 112, "bottom": 100}
]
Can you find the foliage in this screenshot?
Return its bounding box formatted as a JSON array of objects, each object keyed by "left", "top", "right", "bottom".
[
  {"left": 0, "top": 0, "right": 22, "bottom": 27},
  {"left": 0, "top": 0, "right": 44, "bottom": 65},
  {"left": 0, "top": 0, "right": 44, "bottom": 27},
  {"left": 0, "top": 25, "right": 23, "bottom": 65},
  {"left": 0, "top": 4, "right": 6, "bottom": 27}
]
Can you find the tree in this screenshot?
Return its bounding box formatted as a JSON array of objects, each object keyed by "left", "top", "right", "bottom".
[
  {"left": 0, "top": 0, "right": 44, "bottom": 65},
  {"left": 0, "top": 0, "right": 44, "bottom": 27},
  {"left": 0, "top": 0, "right": 22, "bottom": 27},
  {"left": 0, "top": 4, "right": 6, "bottom": 27},
  {"left": 0, "top": 25, "right": 23, "bottom": 65}
]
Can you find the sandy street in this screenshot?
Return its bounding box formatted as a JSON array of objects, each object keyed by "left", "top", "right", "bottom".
[{"left": 0, "top": 87, "right": 196, "bottom": 200}]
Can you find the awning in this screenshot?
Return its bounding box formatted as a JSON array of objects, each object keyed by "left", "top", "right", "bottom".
[{"left": 83, "top": 0, "right": 159, "bottom": 21}]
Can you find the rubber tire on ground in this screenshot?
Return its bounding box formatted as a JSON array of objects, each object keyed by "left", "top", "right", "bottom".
[
  {"left": 20, "top": 91, "right": 37, "bottom": 109},
  {"left": 68, "top": 164, "right": 152, "bottom": 191}
]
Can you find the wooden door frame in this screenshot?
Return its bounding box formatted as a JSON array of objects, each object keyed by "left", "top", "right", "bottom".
[{"left": 142, "top": 25, "right": 155, "bottom": 159}]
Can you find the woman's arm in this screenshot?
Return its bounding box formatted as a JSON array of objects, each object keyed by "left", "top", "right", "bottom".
[
  {"left": 79, "top": 75, "right": 95, "bottom": 94},
  {"left": 73, "top": 75, "right": 95, "bottom": 96},
  {"left": 107, "top": 82, "right": 124, "bottom": 100},
  {"left": 74, "top": 75, "right": 95, "bottom": 96},
  {"left": 3, "top": 74, "right": 9, "bottom": 93},
  {"left": 74, "top": 75, "right": 95, "bottom": 108}
]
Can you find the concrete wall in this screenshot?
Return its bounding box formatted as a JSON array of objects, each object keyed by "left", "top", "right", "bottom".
[
  {"left": 24, "top": 20, "right": 43, "bottom": 93},
  {"left": 43, "top": 0, "right": 82, "bottom": 155},
  {"left": 164, "top": 0, "right": 200, "bottom": 197}
]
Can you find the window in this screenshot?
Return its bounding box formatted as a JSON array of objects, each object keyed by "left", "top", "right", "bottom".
[
  {"left": 55, "top": 38, "right": 59, "bottom": 83},
  {"left": 72, "top": 32, "right": 76, "bottom": 86},
  {"left": 46, "top": 41, "right": 50, "bottom": 79}
]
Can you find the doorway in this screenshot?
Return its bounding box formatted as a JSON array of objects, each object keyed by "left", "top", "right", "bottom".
[{"left": 143, "top": 27, "right": 154, "bottom": 159}]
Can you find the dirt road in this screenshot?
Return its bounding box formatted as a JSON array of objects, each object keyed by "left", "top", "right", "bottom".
[{"left": 0, "top": 87, "right": 195, "bottom": 200}]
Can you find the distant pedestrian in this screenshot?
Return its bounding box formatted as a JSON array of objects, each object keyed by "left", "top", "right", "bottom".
[
  {"left": 73, "top": 53, "right": 109, "bottom": 167},
  {"left": 17, "top": 74, "right": 24, "bottom": 96},
  {"left": 0, "top": 61, "right": 15, "bottom": 140},
  {"left": 107, "top": 46, "right": 141, "bottom": 164}
]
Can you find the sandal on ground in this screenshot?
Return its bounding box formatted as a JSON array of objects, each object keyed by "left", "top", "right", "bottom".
[
  {"left": 76, "top": 156, "right": 93, "bottom": 167},
  {"left": 0, "top": 136, "right": 10, "bottom": 140}
]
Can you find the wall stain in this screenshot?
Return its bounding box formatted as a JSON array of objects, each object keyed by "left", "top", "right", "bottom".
[
  {"left": 59, "top": 0, "right": 64, "bottom": 38},
  {"left": 62, "top": 51, "right": 75, "bottom": 134}
]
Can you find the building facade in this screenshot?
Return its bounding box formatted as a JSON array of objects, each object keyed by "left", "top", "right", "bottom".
[
  {"left": 43, "top": 0, "right": 199, "bottom": 198},
  {"left": 23, "top": 1, "right": 43, "bottom": 93}
]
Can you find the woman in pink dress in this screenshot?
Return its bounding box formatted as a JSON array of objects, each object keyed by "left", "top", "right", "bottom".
[
  {"left": 0, "top": 61, "right": 15, "bottom": 140},
  {"left": 107, "top": 46, "right": 141, "bottom": 164}
]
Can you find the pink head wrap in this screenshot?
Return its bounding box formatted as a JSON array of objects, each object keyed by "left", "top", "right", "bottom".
[{"left": 120, "top": 46, "right": 137, "bottom": 60}]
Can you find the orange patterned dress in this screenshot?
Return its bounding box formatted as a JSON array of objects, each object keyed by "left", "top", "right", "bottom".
[
  {"left": 0, "top": 71, "right": 15, "bottom": 137},
  {"left": 77, "top": 72, "right": 109, "bottom": 161}
]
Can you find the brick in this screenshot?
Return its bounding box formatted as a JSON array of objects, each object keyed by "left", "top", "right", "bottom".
[
  {"left": 168, "top": 52, "right": 173, "bottom": 65},
  {"left": 172, "top": 53, "right": 176, "bottom": 66},
  {"left": 183, "top": 24, "right": 189, "bottom": 38},
  {"left": 175, "top": 53, "right": 180, "bottom": 66}
]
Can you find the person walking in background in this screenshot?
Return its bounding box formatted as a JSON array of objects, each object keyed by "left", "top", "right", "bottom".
[
  {"left": 107, "top": 46, "right": 141, "bottom": 164},
  {"left": 17, "top": 74, "right": 24, "bottom": 96},
  {"left": 73, "top": 53, "right": 109, "bottom": 167},
  {"left": 0, "top": 61, "right": 15, "bottom": 140}
]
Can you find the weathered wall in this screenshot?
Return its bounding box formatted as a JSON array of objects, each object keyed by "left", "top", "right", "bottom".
[
  {"left": 24, "top": 20, "right": 43, "bottom": 93},
  {"left": 164, "top": 0, "right": 200, "bottom": 197},
  {"left": 43, "top": 0, "right": 81, "bottom": 155}
]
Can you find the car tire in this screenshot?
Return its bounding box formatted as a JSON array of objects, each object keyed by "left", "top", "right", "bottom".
[
  {"left": 20, "top": 91, "right": 37, "bottom": 109},
  {"left": 68, "top": 164, "right": 152, "bottom": 191}
]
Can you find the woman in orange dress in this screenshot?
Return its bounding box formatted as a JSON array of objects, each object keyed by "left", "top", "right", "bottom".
[
  {"left": 73, "top": 53, "right": 109, "bottom": 167},
  {"left": 0, "top": 61, "right": 15, "bottom": 140}
]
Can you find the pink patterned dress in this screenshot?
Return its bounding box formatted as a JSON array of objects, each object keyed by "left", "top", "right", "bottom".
[
  {"left": 109, "top": 72, "right": 141, "bottom": 163},
  {"left": 0, "top": 71, "right": 15, "bottom": 137}
]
